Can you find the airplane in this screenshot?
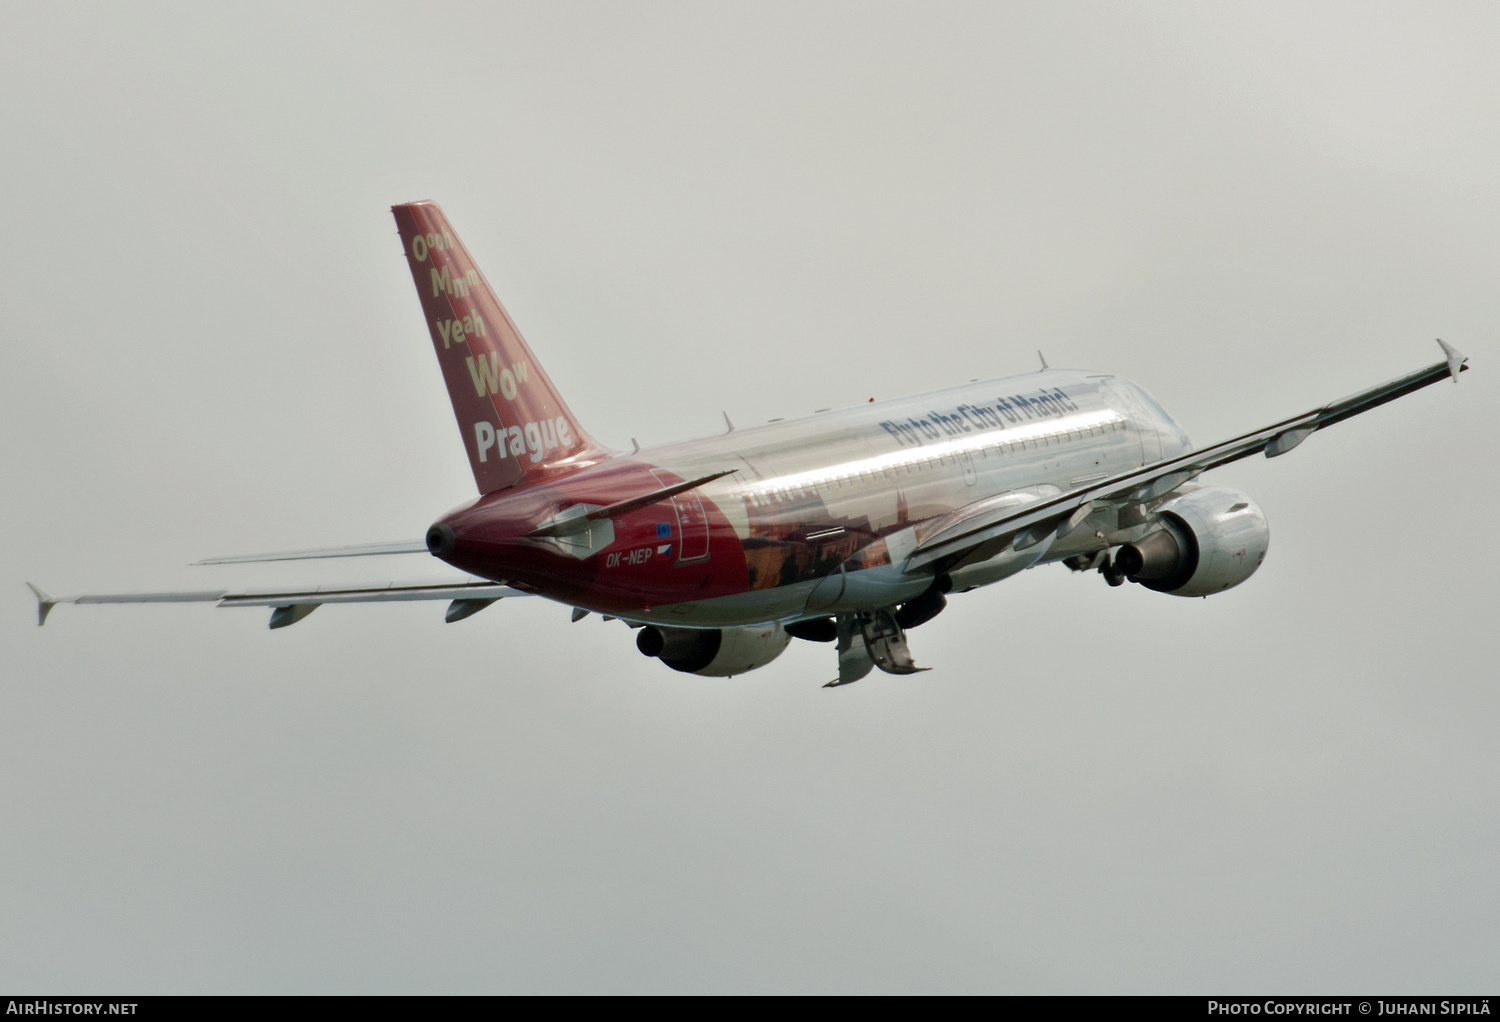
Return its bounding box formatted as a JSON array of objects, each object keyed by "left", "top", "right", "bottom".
[{"left": 28, "top": 201, "right": 1472, "bottom": 686}]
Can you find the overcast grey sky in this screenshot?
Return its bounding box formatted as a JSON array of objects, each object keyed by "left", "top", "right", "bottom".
[{"left": 3, "top": 1, "right": 1497, "bottom": 993}]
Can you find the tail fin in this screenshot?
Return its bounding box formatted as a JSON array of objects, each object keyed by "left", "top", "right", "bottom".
[{"left": 392, "top": 202, "right": 610, "bottom": 494}]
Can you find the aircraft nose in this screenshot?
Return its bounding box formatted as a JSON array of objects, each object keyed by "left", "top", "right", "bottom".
[{"left": 426, "top": 522, "right": 456, "bottom": 557}]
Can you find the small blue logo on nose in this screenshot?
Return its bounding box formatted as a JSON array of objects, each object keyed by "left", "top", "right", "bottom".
[{"left": 656, "top": 523, "right": 672, "bottom": 538}]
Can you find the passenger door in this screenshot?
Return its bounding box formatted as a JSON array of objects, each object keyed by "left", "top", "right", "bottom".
[{"left": 650, "top": 469, "right": 711, "bottom": 564}]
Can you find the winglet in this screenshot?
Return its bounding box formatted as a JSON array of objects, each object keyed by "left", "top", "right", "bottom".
[
  {"left": 26, "top": 583, "right": 57, "bottom": 627},
  {"left": 1037, "top": 350, "right": 1049, "bottom": 371},
  {"left": 1437, "top": 338, "right": 1468, "bottom": 383}
]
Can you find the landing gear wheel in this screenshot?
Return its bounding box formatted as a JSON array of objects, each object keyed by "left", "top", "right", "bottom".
[{"left": 1099, "top": 553, "right": 1127, "bottom": 588}]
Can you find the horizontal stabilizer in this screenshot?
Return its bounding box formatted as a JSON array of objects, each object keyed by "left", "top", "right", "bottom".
[
  {"left": 526, "top": 469, "right": 738, "bottom": 537},
  {"left": 195, "top": 541, "right": 428, "bottom": 565}
]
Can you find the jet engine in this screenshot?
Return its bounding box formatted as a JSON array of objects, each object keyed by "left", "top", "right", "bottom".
[
  {"left": 1113, "top": 486, "right": 1269, "bottom": 597},
  {"left": 636, "top": 623, "right": 792, "bottom": 677}
]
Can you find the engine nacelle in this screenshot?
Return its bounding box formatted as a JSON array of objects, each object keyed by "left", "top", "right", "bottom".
[
  {"left": 636, "top": 623, "right": 792, "bottom": 677},
  {"left": 1114, "top": 486, "right": 1269, "bottom": 597}
]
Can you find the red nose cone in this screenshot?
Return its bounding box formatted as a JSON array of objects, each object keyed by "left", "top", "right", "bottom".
[
  {"left": 429, "top": 487, "right": 588, "bottom": 598},
  {"left": 425, "top": 523, "right": 455, "bottom": 557}
]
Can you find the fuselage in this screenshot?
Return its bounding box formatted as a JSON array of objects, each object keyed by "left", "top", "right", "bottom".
[{"left": 433, "top": 368, "right": 1193, "bottom": 626}]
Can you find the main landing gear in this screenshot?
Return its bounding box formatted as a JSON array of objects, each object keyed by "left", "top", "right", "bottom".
[
  {"left": 1063, "top": 550, "right": 1127, "bottom": 587},
  {"left": 825, "top": 608, "right": 928, "bottom": 686},
  {"left": 804, "top": 578, "right": 949, "bottom": 688}
]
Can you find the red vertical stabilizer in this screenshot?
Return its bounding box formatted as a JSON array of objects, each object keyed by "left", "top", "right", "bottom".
[{"left": 392, "top": 201, "right": 610, "bottom": 494}]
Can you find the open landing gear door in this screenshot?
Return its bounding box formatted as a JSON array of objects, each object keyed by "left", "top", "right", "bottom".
[{"left": 825, "top": 609, "right": 928, "bottom": 687}]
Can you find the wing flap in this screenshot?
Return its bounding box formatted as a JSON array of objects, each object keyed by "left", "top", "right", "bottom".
[{"left": 27, "top": 578, "right": 528, "bottom": 625}]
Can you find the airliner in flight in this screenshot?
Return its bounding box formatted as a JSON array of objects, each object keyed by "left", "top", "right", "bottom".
[{"left": 29, "top": 202, "right": 1471, "bottom": 685}]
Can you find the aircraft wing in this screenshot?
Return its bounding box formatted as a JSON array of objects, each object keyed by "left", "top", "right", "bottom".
[
  {"left": 905, "top": 340, "right": 1470, "bottom": 574},
  {"left": 26, "top": 578, "right": 529, "bottom": 628}
]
